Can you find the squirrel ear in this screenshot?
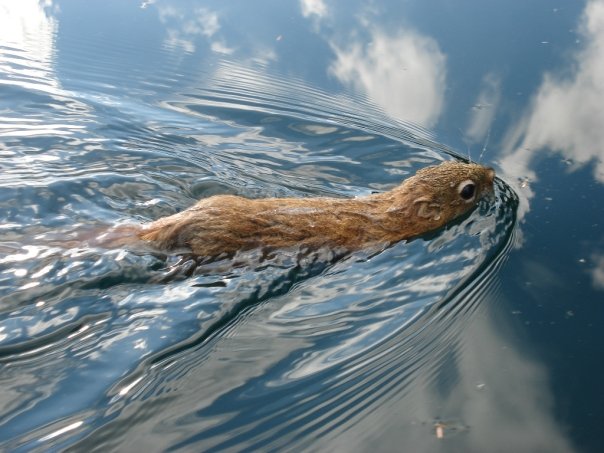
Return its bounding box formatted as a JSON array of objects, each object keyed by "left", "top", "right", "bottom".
[{"left": 413, "top": 197, "right": 442, "bottom": 220}]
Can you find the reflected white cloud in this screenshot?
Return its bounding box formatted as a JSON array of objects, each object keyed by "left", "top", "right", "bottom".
[
  {"left": 433, "top": 310, "right": 572, "bottom": 452},
  {"left": 157, "top": 5, "right": 234, "bottom": 54},
  {"left": 465, "top": 72, "right": 501, "bottom": 150},
  {"left": 210, "top": 41, "right": 235, "bottom": 55},
  {"left": 501, "top": 0, "right": 604, "bottom": 188},
  {"left": 329, "top": 30, "right": 446, "bottom": 128},
  {"left": 590, "top": 252, "right": 604, "bottom": 290},
  {"left": 300, "top": 0, "right": 328, "bottom": 19},
  {"left": 327, "top": 299, "right": 574, "bottom": 452}
]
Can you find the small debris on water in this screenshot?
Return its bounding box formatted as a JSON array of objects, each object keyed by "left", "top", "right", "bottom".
[
  {"left": 431, "top": 419, "right": 470, "bottom": 439},
  {"left": 435, "top": 422, "right": 445, "bottom": 439}
]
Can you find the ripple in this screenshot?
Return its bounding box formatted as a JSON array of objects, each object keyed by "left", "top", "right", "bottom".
[{"left": 165, "top": 59, "right": 450, "bottom": 154}]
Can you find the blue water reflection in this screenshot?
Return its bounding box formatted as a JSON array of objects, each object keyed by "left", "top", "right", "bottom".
[{"left": 1, "top": 0, "right": 603, "bottom": 451}]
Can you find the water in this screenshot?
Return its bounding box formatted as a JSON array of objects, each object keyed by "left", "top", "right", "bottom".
[{"left": 1, "top": 0, "right": 603, "bottom": 452}]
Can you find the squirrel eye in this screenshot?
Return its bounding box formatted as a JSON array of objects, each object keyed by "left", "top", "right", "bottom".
[{"left": 458, "top": 180, "right": 476, "bottom": 201}]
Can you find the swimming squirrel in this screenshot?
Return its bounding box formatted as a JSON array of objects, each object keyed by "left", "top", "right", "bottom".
[{"left": 126, "top": 161, "right": 494, "bottom": 257}]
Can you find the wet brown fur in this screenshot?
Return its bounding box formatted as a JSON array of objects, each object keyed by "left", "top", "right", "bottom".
[{"left": 135, "top": 161, "right": 495, "bottom": 258}]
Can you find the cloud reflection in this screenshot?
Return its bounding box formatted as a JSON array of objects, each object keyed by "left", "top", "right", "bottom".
[
  {"left": 433, "top": 308, "right": 572, "bottom": 452},
  {"left": 341, "top": 300, "right": 575, "bottom": 452},
  {"left": 157, "top": 5, "right": 234, "bottom": 54},
  {"left": 329, "top": 30, "right": 447, "bottom": 128},
  {"left": 590, "top": 252, "right": 604, "bottom": 290},
  {"left": 465, "top": 72, "right": 501, "bottom": 149},
  {"left": 502, "top": 0, "right": 604, "bottom": 188},
  {"left": 300, "top": 0, "right": 328, "bottom": 19}
]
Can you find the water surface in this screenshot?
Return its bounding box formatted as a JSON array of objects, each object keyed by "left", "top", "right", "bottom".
[{"left": 1, "top": 1, "right": 603, "bottom": 452}]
